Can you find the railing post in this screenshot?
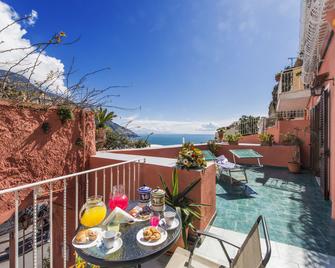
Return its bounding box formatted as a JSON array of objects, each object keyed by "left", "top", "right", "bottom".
[
  {"left": 14, "top": 191, "right": 19, "bottom": 268},
  {"left": 103, "top": 169, "right": 106, "bottom": 202},
  {"left": 63, "top": 179, "right": 67, "bottom": 268},
  {"left": 49, "top": 183, "right": 53, "bottom": 268},
  {"left": 94, "top": 171, "right": 98, "bottom": 196},
  {"left": 33, "top": 187, "right": 38, "bottom": 268},
  {"left": 75, "top": 176, "right": 78, "bottom": 229}
]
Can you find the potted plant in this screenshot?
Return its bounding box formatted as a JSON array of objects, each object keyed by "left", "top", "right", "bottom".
[
  {"left": 207, "top": 140, "right": 219, "bottom": 156},
  {"left": 224, "top": 133, "right": 241, "bottom": 145},
  {"left": 259, "top": 133, "right": 274, "bottom": 146},
  {"left": 95, "top": 107, "right": 117, "bottom": 145},
  {"left": 176, "top": 143, "right": 207, "bottom": 170},
  {"left": 160, "top": 168, "right": 208, "bottom": 249},
  {"left": 281, "top": 133, "right": 302, "bottom": 173}
]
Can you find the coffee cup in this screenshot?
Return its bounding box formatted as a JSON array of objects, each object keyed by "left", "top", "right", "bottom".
[
  {"left": 164, "top": 211, "right": 176, "bottom": 227},
  {"left": 102, "top": 230, "right": 121, "bottom": 249}
]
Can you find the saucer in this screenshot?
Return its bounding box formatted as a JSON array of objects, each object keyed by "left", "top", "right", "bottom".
[
  {"left": 159, "top": 218, "right": 179, "bottom": 231},
  {"left": 99, "top": 237, "right": 123, "bottom": 254}
]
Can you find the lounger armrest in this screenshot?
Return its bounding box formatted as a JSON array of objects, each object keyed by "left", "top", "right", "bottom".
[{"left": 196, "top": 230, "right": 240, "bottom": 249}]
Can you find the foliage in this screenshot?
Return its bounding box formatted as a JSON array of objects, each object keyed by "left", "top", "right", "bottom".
[
  {"left": 259, "top": 133, "right": 274, "bottom": 145},
  {"left": 75, "top": 137, "right": 84, "bottom": 147},
  {"left": 104, "top": 128, "right": 149, "bottom": 150},
  {"left": 70, "top": 253, "right": 99, "bottom": 268},
  {"left": 207, "top": 140, "right": 219, "bottom": 156},
  {"left": 132, "top": 139, "right": 150, "bottom": 148},
  {"left": 159, "top": 168, "right": 208, "bottom": 249},
  {"left": 237, "top": 115, "right": 260, "bottom": 136},
  {"left": 216, "top": 127, "right": 227, "bottom": 132},
  {"left": 41, "top": 122, "right": 50, "bottom": 133},
  {"left": 176, "top": 143, "right": 207, "bottom": 170},
  {"left": 281, "top": 133, "right": 303, "bottom": 146},
  {"left": 57, "top": 106, "right": 73, "bottom": 124},
  {"left": 224, "top": 133, "right": 241, "bottom": 143},
  {"left": 95, "top": 107, "right": 117, "bottom": 129}
]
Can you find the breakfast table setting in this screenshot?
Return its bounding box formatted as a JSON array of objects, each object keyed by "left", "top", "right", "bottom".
[{"left": 72, "top": 185, "right": 182, "bottom": 267}]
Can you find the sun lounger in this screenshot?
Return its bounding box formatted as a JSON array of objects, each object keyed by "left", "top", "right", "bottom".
[{"left": 215, "top": 155, "right": 248, "bottom": 184}]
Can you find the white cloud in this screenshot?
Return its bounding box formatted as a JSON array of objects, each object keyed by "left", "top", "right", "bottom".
[
  {"left": 116, "top": 117, "right": 233, "bottom": 134},
  {"left": 27, "top": 10, "right": 38, "bottom": 26},
  {"left": 0, "top": 1, "right": 65, "bottom": 92}
]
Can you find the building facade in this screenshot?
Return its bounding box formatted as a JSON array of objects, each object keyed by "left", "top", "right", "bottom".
[{"left": 300, "top": 0, "right": 335, "bottom": 218}]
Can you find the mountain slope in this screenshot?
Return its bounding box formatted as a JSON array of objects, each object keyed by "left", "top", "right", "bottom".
[{"left": 106, "top": 121, "right": 138, "bottom": 138}]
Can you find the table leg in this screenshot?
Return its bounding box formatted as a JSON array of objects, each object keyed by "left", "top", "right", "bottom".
[
  {"left": 257, "top": 158, "right": 261, "bottom": 167},
  {"left": 232, "top": 154, "right": 236, "bottom": 164}
]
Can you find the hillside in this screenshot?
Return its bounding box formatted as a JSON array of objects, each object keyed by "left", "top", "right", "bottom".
[{"left": 106, "top": 121, "right": 138, "bottom": 138}]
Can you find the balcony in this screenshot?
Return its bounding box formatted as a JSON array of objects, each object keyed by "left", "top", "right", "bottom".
[{"left": 0, "top": 141, "right": 335, "bottom": 267}]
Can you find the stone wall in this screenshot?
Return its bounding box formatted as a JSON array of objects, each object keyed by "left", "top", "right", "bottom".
[{"left": 0, "top": 100, "right": 96, "bottom": 223}]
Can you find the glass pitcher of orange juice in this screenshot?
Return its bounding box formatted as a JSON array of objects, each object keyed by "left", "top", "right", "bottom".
[{"left": 79, "top": 195, "right": 107, "bottom": 227}]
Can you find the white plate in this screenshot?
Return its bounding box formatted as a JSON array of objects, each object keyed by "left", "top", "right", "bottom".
[
  {"left": 72, "top": 227, "right": 102, "bottom": 249},
  {"left": 159, "top": 218, "right": 180, "bottom": 231},
  {"left": 98, "top": 237, "right": 123, "bottom": 254},
  {"left": 136, "top": 227, "right": 167, "bottom": 247}
]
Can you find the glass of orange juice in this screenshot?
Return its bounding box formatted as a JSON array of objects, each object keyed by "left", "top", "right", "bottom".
[{"left": 79, "top": 195, "right": 107, "bottom": 227}]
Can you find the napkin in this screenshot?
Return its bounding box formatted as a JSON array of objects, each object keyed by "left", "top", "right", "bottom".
[{"left": 102, "top": 207, "right": 137, "bottom": 225}]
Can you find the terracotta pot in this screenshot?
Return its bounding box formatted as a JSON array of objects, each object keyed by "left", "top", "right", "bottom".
[
  {"left": 228, "top": 141, "right": 238, "bottom": 145},
  {"left": 288, "top": 161, "right": 301, "bottom": 173}
]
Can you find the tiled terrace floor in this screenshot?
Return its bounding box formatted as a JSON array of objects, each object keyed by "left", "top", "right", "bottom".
[{"left": 214, "top": 166, "right": 335, "bottom": 256}]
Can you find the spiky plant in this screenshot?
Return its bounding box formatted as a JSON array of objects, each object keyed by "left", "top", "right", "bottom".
[
  {"left": 95, "top": 107, "right": 117, "bottom": 129},
  {"left": 160, "top": 168, "right": 209, "bottom": 249}
]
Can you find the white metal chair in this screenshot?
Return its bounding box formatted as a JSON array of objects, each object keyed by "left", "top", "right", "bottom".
[{"left": 166, "top": 216, "right": 271, "bottom": 268}]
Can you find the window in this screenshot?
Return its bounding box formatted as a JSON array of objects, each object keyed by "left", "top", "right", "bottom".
[{"left": 281, "top": 71, "right": 293, "bottom": 92}]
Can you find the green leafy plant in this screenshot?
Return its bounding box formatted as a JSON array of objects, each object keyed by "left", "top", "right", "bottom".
[
  {"left": 75, "top": 137, "right": 84, "bottom": 147},
  {"left": 103, "top": 128, "right": 150, "bottom": 150},
  {"left": 281, "top": 133, "right": 303, "bottom": 146},
  {"left": 224, "top": 133, "right": 241, "bottom": 144},
  {"left": 41, "top": 122, "right": 50, "bottom": 133},
  {"left": 207, "top": 140, "right": 219, "bottom": 155},
  {"left": 176, "top": 143, "right": 207, "bottom": 170},
  {"left": 160, "top": 169, "right": 208, "bottom": 249},
  {"left": 95, "top": 107, "right": 117, "bottom": 129},
  {"left": 259, "top": 133, "right": 274, "bottom": 146},
  {"left": 57, "top": 106, "right": 73, "bottom": 124}
]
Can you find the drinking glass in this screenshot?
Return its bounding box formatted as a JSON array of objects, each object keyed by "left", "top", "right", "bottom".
[
  {"left": 150, "top": 212, "right": 160, "bottom": 227},
  {"left": 109, "top": 185, "right": 129, "bottom": 211}
]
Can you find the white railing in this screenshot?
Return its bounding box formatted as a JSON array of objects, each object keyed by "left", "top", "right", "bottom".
[
  {"left": 0, "top": 158, "right": 145, "bottom": 268},
  {"left": 276, "top": 110, "right": 305, "bottom": 119},
  {"left": 299, "top": 0, "right": 335, "bottom": 85}
]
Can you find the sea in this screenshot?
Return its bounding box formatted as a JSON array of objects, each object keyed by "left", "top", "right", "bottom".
[{"left": 138, "top": 134, "right": 214, "bottom": 146}]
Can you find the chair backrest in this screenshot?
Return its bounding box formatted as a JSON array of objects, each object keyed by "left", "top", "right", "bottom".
[{"left": 231, "top": 216, "right": 271, "bottom": 268}]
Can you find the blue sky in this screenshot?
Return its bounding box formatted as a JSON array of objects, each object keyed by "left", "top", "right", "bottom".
[{"left": 1, "top": 0, "right": 300, "bottom": 134}]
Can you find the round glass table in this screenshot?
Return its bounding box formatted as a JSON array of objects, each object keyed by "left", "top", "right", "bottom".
[{"left": 74, "top": 201, "right": 181, "bottom": 267}]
